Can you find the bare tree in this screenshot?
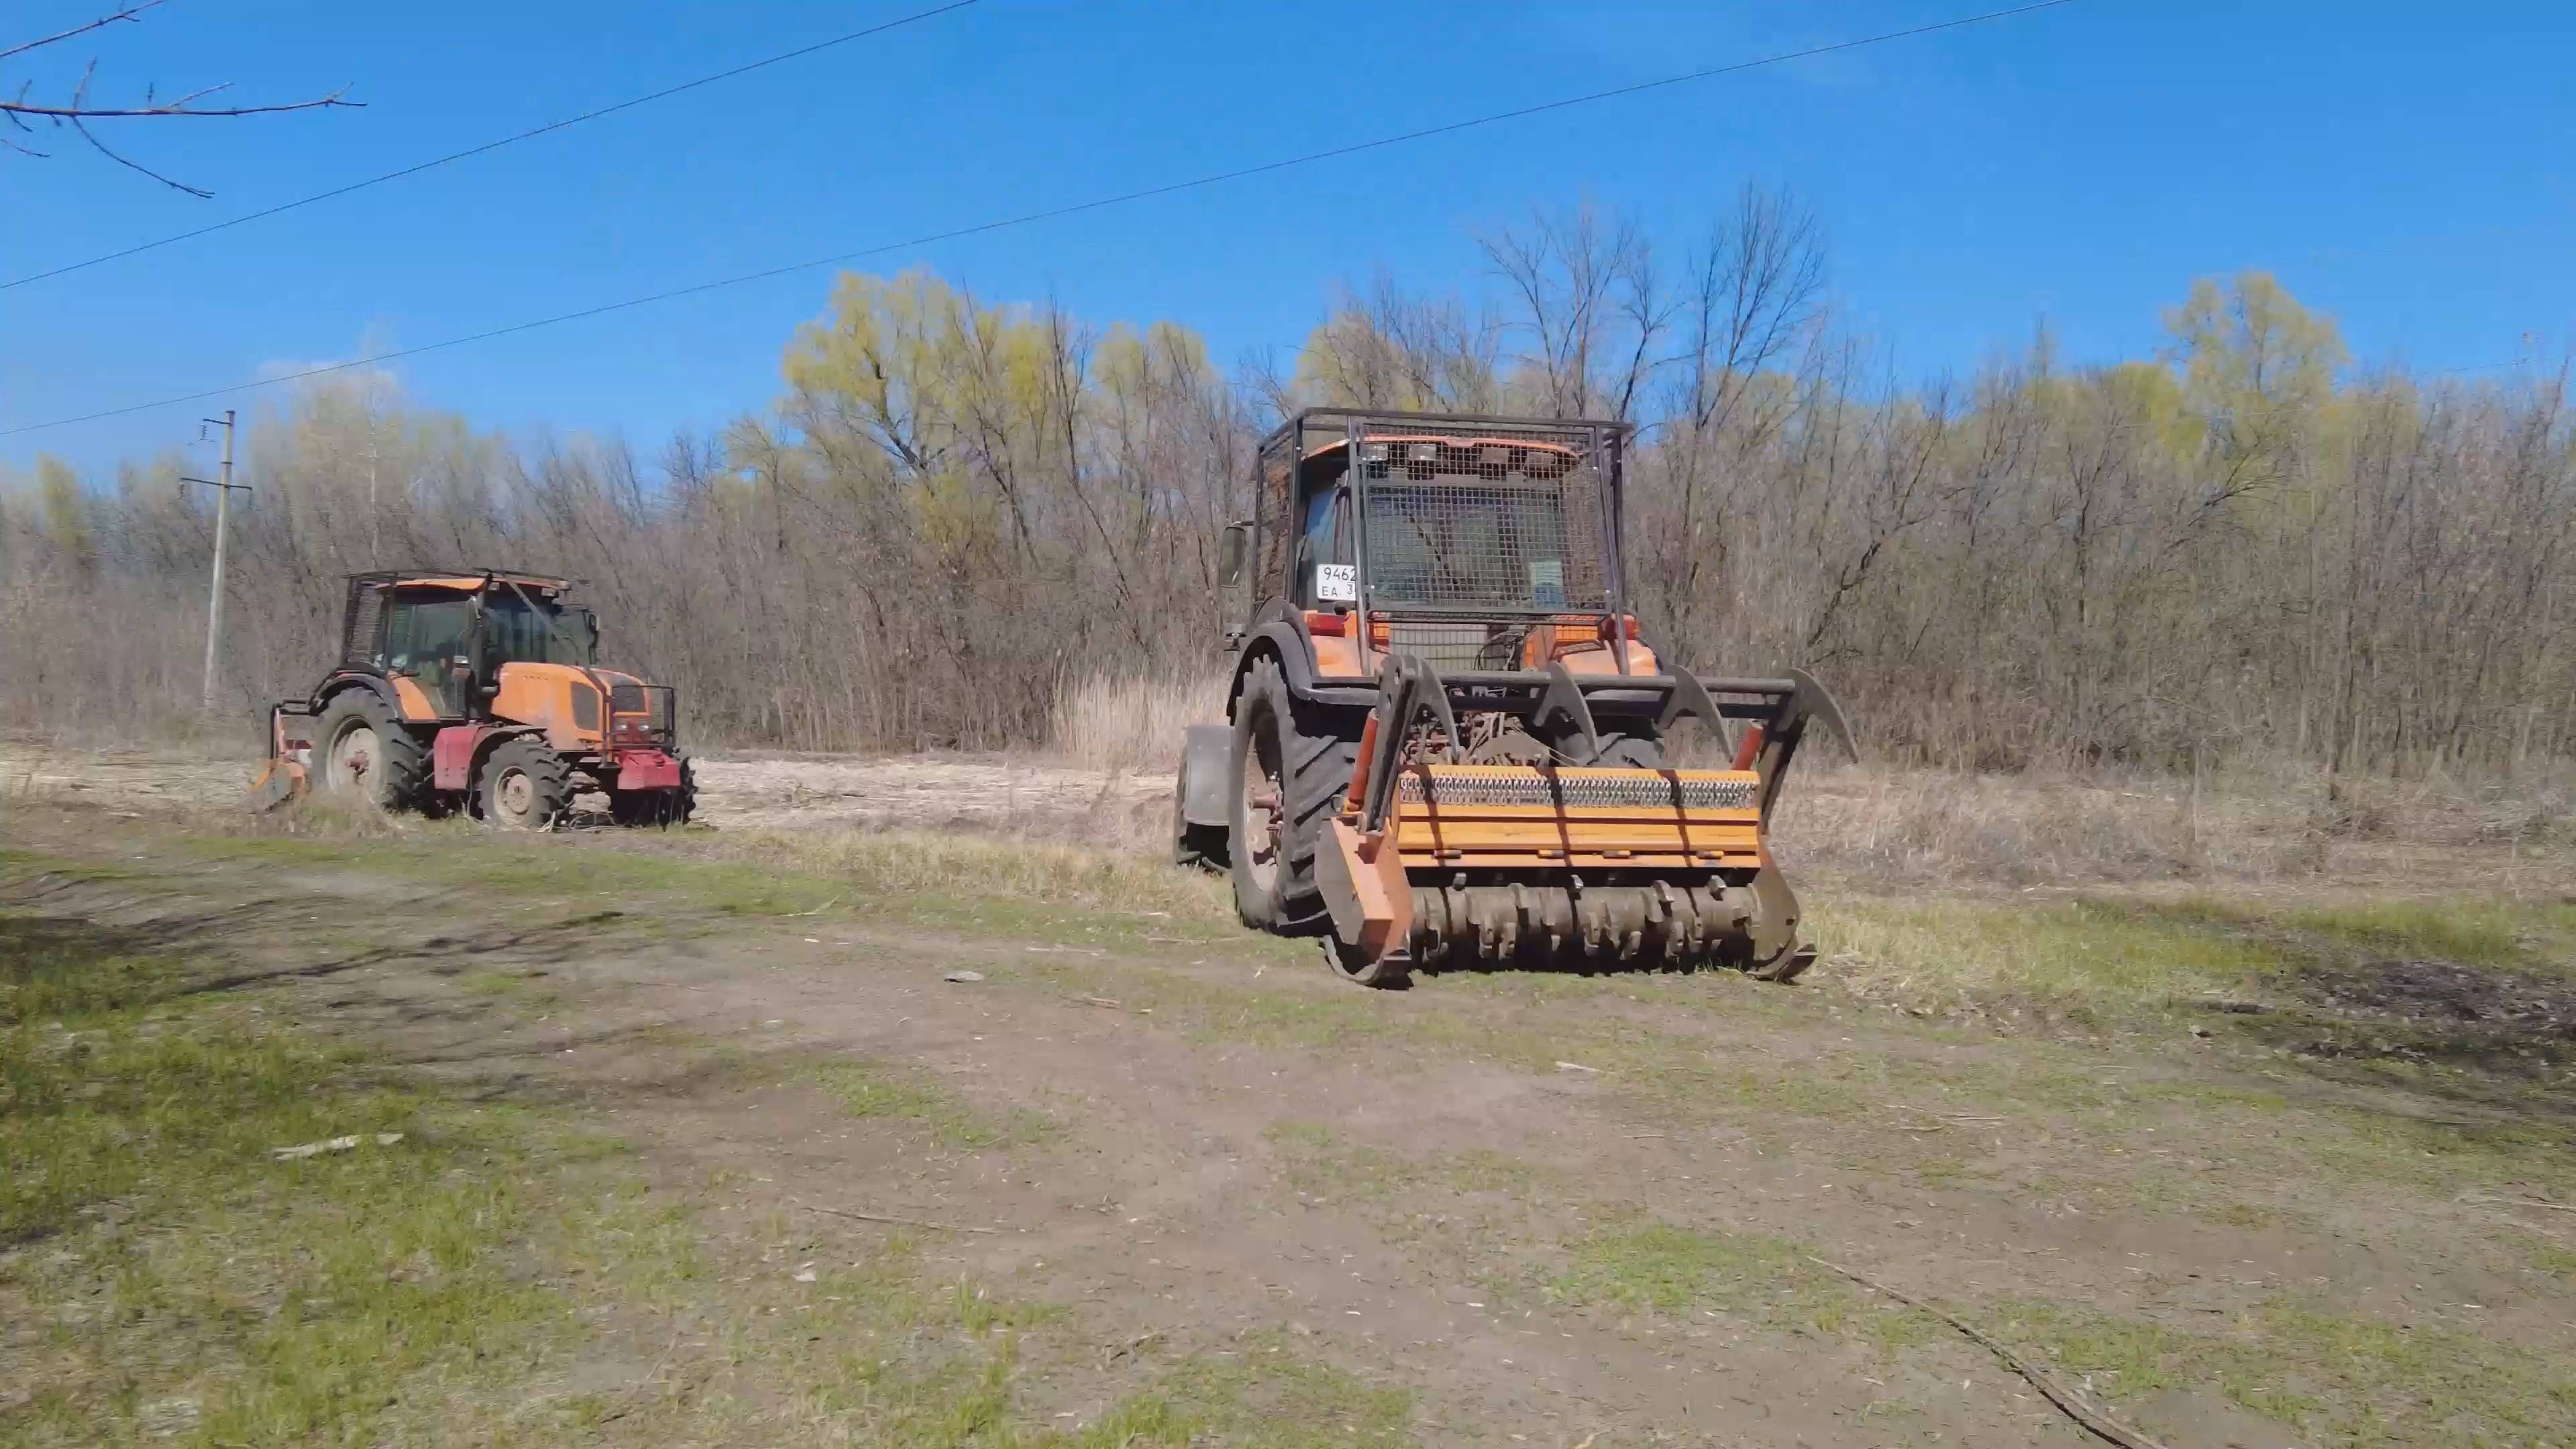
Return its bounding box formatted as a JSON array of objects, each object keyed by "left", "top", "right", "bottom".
[
  {"left": 3, "top": 239, "right": 2568, "bottom": 780},
  {"left": 1641, "top": 183, "right": 1827, "bottom": 645},
  {"left": 3, "top": 1, "right": 358, "bottom": 196},
  {"left": 1481, "top": 203, "right": 1666, "bottom": 422}
]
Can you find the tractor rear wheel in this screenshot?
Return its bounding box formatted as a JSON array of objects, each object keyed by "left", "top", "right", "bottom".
[
  {"left": 477, "top": 736, "right": 573, "bottom": 830},
  {"left": 609, "top": 754, "right": 697, "bottom": 827},
  {"left": 1227, "top": 656, "right": 1356, "bottom": 934},
  {"left": 313, "top": 691, "right": 428, "bottom": 810}
]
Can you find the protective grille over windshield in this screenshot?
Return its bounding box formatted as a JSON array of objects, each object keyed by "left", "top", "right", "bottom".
[
  {"left": 341, "top": 579, "right": 386, "bottom": 667},
  {"left": 1356, "top": 429, "right": 1611, "bottom": 614},
  {"left": 1246, "top": 412, "right": 1625, "bottom": 633},
  {"left": 1382, "top": 619, "right": 1540, "bottom": 673}
]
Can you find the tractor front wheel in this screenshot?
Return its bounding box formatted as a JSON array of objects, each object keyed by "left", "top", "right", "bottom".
[
  {"left": 476, "top": 737, "right": 573, "bottom": 830},
  {"left": 313, "top": 691, "right": 429, "bottom": 810}
]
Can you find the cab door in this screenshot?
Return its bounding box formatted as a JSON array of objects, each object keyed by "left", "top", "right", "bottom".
[{"left": 381, "top": 589, "right": 474, "bottom": 718}]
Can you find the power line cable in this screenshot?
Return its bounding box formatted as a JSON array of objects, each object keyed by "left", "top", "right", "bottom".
[
  {"left": 0, "top": 0, "right": 981, "bottom": 291},
  {"left": 1, "top": 0, "right": 2078, "bottom": 438}
]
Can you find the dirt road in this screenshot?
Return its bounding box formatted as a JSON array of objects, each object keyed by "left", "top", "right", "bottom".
[{"left": 7, "top": 786, "right": 2570, "bottom": 1446}]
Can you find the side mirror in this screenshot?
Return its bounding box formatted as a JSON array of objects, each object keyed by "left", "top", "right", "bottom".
[{"left": 1216, "top": 521, "right": 1252, "bottom": 588}]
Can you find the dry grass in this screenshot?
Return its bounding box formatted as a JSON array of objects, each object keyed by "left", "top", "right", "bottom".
[
  {"left": 1038, "top": 672, "right": 2573, "bottom": 888},
  {"left": 1046, "top": 667, "right": 1229, "bottom": 773},
  {"left": 1776, "top": 764, "right": 2281, "bottom": 883},
  {"left": 1778, "top": 757, "right": 2573, "bottom": 887},
  {"left": 703, "top": 825, "right": 1236, "bottom": 920}
]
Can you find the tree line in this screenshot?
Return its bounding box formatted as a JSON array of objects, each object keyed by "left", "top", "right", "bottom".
[{"left": 5, "top": 185, "right": 2569, "bottom": 775}]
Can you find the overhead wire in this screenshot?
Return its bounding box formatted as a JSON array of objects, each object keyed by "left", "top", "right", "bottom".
[
  {"left": 1, "top": 0, "right": 2080, "bottom": 439},
  {"left": 0, "top": 0, "right": 981, "bottom": 290}
]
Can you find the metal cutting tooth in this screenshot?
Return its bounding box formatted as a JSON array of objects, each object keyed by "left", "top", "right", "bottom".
[{"left": 1398, "top": 770, "right": 1756, "bottom": 810}]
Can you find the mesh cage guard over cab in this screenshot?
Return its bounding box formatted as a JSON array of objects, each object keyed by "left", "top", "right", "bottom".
[{"left": 1249, "top": 409, "right": 1634, "bottom": 679}]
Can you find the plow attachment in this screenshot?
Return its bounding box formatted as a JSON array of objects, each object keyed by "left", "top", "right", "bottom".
[
  {"left": 250, "top": 703, "right": 318, "bottom": 812},
  {"left": 1313, "top": 656, "right": 1854, "bottom": 987}
]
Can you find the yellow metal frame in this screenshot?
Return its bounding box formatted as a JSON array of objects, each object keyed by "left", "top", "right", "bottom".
[{"left": 1388, "top": 764, "right": 1764, "bottom": 871}]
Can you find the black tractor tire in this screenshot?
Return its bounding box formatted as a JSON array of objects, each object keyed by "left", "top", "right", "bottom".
[
  {"left": 609, "top": 754, "right": 697, "bottom": 828},
  {"left": 476, "top": 735, "right": 574, "bottom": 831},
  {"left": 313, "top": 690, "right": 430, "bottom": 810},
  {"left": 1227, "top": 656, "right": 1358, "bottom": 934}
]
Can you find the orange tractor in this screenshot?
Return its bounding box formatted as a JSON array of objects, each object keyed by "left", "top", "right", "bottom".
[
  {"left": 1173, "top": 411, "right": 1854, "bottom": 987},
  {"left": 253, "top": 569, "right": 694, "bottom": 828}
]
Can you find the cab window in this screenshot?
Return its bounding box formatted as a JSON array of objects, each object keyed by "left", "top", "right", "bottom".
[
  {"left": 1297, "top": 486, "right": 1350, "bottom": 606},
  {"left": 482, "top": 591, "right": 591, "bottom": 669},
  {"left": 383, "top": 590, "right": 471, "bottom": 676}
]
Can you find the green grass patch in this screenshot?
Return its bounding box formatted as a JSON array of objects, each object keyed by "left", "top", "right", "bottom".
[
  {"left": 1074, "top": 1336, "right": 1413, "bottom": 1449},
  {"left": 0, "top": 910, "right": 602, "bottom": 1446},
  {"left": 2003, "top": 1297, "right": 2576, "bottom": 1447},
  {"left": 1265, "top": 1120, "right": 1538, "bottom": 1203},
  {"left": 2156, "top": 896, "right": 2576, "bottom": 974},
  {"left": 0, "top": 914, "right": 181, "bottom": 1028},
  {"left": 1818, "top": 892, "right": 2575, "bottom": 1023},
  {"left": 808, "top": 1057, "right": 1054, "bottom": 1150},
  {"left": 1548, "top": 1221, "right": 1931, "bottom": 1352},
  {"left": 0, "top": 847, "right": 142, "bottom": 886},
  {"left": 178, "top": 830, "right": 1243, "bottom": 960},
  {"left": 185, "top": 832, "right": 846, "bottom": 918},
  {"left": 1819, "top": 896, "right": 2294, "bottom": 1017},
  {"left": 2306, "top": 1110, "right": 2576, "bottom": 1199}
]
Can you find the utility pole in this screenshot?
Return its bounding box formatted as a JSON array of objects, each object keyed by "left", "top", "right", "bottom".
[{"left": 180, "top": 409, "right": 250, "bottom": 713}]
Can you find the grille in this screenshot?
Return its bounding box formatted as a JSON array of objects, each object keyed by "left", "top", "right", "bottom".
[
  {"left": 1250, "top": 413, "right": 1624, "bottom": 621},
  {"left": 1382, "top": 620, "right": 1534, "bottom": 672},
  {"left": 1356, "top": 431, "right": 1611, "bottom": 614},
  {"left": 606, "top": 684, "right": 678, "bottom": 745},
  {"left": 1399, "top": 770, "right": 1756, "bottom": 811}
]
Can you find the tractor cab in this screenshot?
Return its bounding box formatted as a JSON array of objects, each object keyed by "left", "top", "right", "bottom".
[
  {"left": 352, "top": 572, "right": 598, "bottom": 718},
  {"left": 1218, "top": 414, "right": 1625, "bottom": 679}
]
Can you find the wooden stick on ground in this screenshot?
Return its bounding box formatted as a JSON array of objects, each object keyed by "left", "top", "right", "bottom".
[
  {"left": 1805, "top": 1256, "right": 2177, "bottom": 1449},
  {"left": 791, "top": 1197, "right": 1001, "bottom": 1234}
]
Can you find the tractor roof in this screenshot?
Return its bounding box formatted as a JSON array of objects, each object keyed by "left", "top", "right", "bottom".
[
  {"left": 349, "top": 568, "right": 574, "bottom": 594},
  {"left": 1301, "top": 433, "right": 1580, "bottom": 463}
]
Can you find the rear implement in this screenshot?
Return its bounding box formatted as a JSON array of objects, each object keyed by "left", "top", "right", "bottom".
[{"left": 1173, "top": 410, "right": 1854, "bottom": 987}]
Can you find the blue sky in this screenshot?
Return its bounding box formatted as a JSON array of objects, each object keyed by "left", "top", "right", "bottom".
[{"left": 5, "top": 0, "right": 2571, "bottom": 476}]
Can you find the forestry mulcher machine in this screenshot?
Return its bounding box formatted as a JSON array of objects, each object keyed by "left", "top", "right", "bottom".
[
  {"left": 1173, "top": 410, "right": 1854, "bottom": 987},
  {"left": 252, "top": 569, "right": 694, "bottom": 829}
]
